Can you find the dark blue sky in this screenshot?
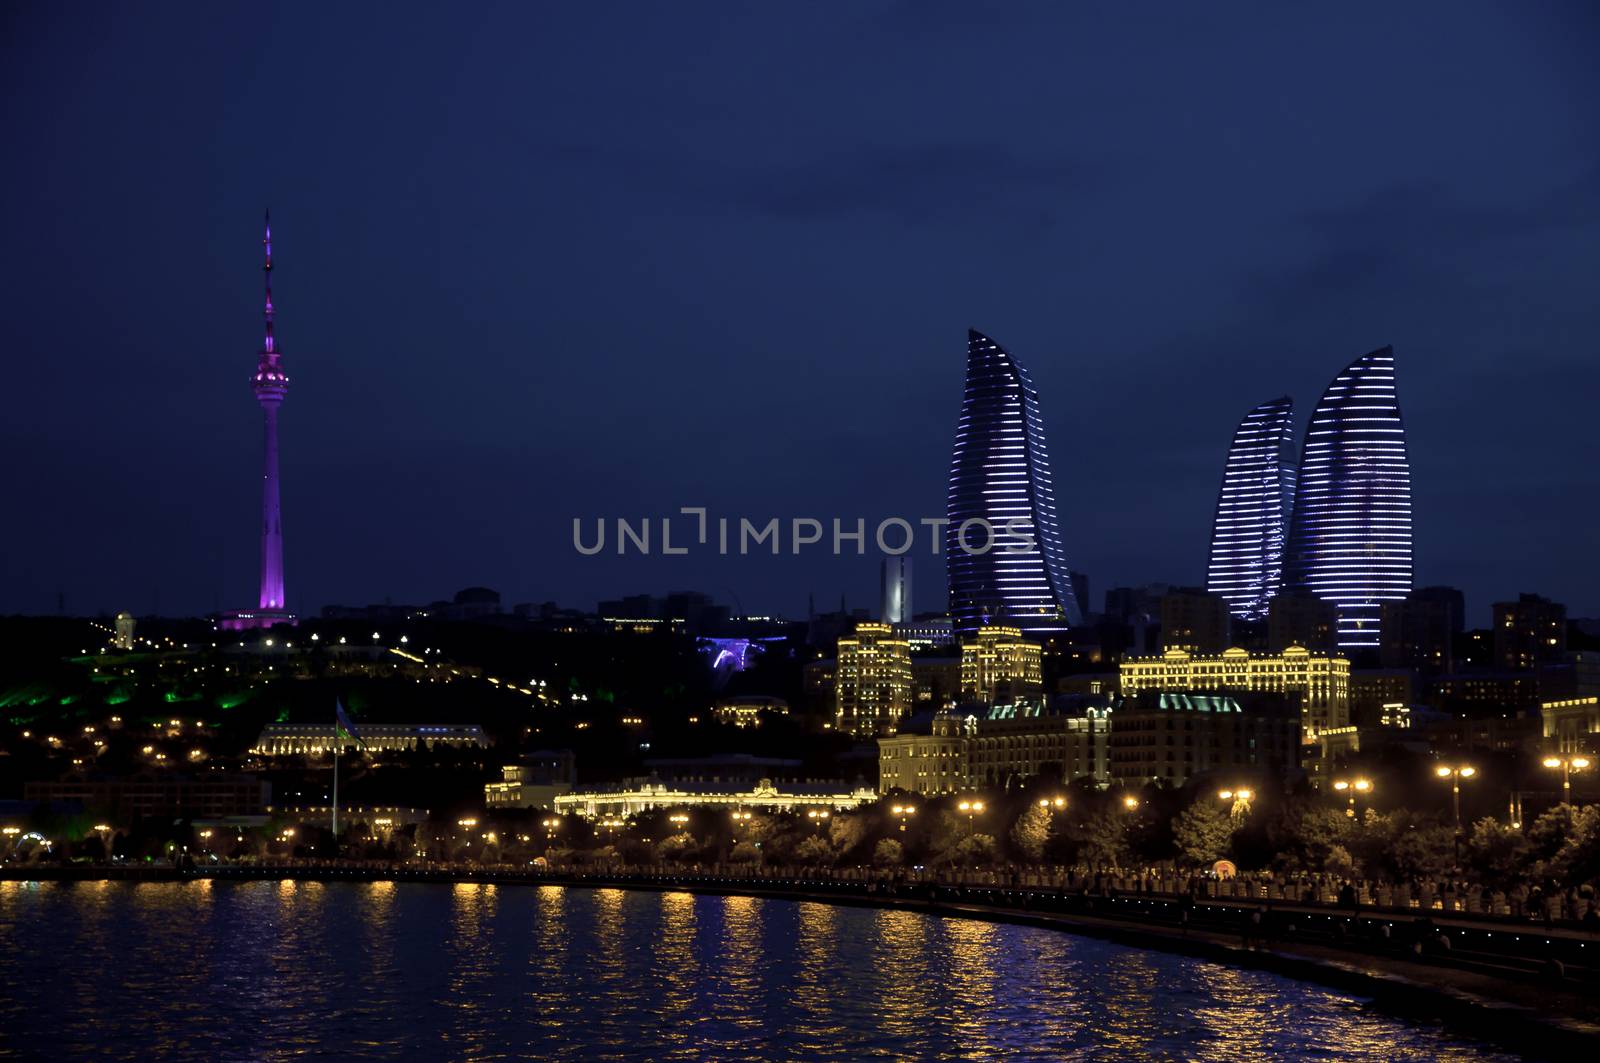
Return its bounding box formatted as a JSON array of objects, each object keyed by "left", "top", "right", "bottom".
[{"left": 4, "top": 2, "right": 1597, "bottom": 625}]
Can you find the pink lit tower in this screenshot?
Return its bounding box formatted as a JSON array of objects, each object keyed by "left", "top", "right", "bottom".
[{"left": 221, "top": 212, "right": 296, "bottom": 631}]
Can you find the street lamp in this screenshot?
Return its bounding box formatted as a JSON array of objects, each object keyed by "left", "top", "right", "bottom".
[
  {"left": 1332, "top": 778, "right": 1373, "bottom": 819},
  {"left": 957, "top": 798, "right": 985, "bottom": 835},
  {"left": 1037, "top": 795, "right": 1067, "bottom": 811},
  {"left": 1122, "top": 795, "right": 1140, "bottom": 811},
  {"left": 806, "top": 809, "right": 831, "bottom": 832},
  {"left": 730, "top": 809, "right": 753, "bottom": 844},
  {"left": 1218, "top": 788, "right": 1254, "bottom": 819},
  {"left": 542, "top": 816, "right": 562, "bottom": 841},
  {"left": 1542, "top": 755, "right": 1590, "bottom": 805},
  {"left": 890, "top": 803, "right": 917, "bottom": 832},
  {"left": 1434, "top": 764, "right": 1476, "bottom": 840}
]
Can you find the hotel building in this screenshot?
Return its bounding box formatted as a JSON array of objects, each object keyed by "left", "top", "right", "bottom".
[
  {"left": 1119, "top": 646, "right": 1350, "bottom": 739},
  {"left": 835, "top": 622, "right": 913, "bottom": 736},
  {"left": 959, "top": 626, "right": 1044, "bottom": 706},
  {"left": 878, "top": 700, "right": 1111, "bottom": 795}
]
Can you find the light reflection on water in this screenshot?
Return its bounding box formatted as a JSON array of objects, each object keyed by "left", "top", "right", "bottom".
[{"left": 0, "top": 880, "right": 1516, "bottom": 1061}]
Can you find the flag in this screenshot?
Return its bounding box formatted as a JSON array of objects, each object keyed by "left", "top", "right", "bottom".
[{"left": 335, "top": 698, "right": 363, "bottom": 746}]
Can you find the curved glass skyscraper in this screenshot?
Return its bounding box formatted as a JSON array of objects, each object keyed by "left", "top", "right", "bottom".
[
  {"left": 1205, "top": 396, "right": 1297, "bottom": 621},
  {"left": 946, "top": 329, "right": 1082, "bottom": 636},
  {"left": 1286, "top": 346, "right": 1413, "bottom": 648}
]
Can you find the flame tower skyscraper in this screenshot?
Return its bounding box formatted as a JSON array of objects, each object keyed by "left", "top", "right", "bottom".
[
  {"left": 222, "top": 213, "right": 295, "bottom": 630},
  {"left": 1205, "top": 396, "right": 1297, "bottom": 621},
  {"left": 1286, "top": 346, "right": 1412, "bottom": 648},
  {"left": 946, "top": 329, "right": 1082, "bottom": 637}
]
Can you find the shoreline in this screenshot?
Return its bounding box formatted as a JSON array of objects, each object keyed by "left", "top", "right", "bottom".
[{"left": 8, "top": 864, "right": 1598, "bottom": 1054}]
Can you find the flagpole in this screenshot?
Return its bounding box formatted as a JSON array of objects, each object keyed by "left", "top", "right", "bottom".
[{"left": 332, "top": 729, "right": 339, "bottom": 841}]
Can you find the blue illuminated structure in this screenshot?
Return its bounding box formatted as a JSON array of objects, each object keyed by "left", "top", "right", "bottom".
[
  {"left": 946, "top": 329, "right": 1082, "bottom": 636},
  {"left": 1205, "top": 396, "right": 1297, "bottom": 621},
  {"left": 1286, "top": 346, "right": 1413, "bottom": 648}
]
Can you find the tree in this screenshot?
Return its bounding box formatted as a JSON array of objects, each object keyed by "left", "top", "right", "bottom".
[
  {"left": 1388, "top": 826, "right": 1454, "bottom": 880},
  {"left": 793, "top": 835, "right": 834, "bottom": 865},
  {"left": 827, "top": 814, "right": 870, "bottom": 860},
  {"left": 950, "top": 833, "right": 997, "bottom": 867},
  {"left": 658, "top": 831, "right": 698, "bottom": 863},
  {"left": 1009, "top": 804, "right": 1051, "bottom": 863},
  {"left": 872, "top": 838, "right": 904, "bottom": 868},
  {"left": 928, "top": 809, "right": 969, "bottom": 859},
  {"left": 1463, "top": 817, "right": 1529, "bottom": 888},
  {"left": 1525, "top": 804, "right": 1581, "bottom": 869},
  {"left": 728, "top": 842, "right": 762, "bottom": 864},
  {"left": 1544, "top": 804, "right": 1600, "bottom": 886},
  {"left": 1293, "top": 808, "right": 1358, "bottom": 871},
  {"left": 1323, "top": 844, "right": 1355, "bottom": 878},
  {"left": 1172, "top": 802, "right": 1233, "bottom": 866},
  {"left": 1079, "top": 810, "right": 1131, "bottom": 869}
]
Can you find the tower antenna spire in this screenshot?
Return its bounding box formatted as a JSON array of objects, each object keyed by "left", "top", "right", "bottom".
[{"left": 262, "top": 209, "right": 275, "bottom": 359}]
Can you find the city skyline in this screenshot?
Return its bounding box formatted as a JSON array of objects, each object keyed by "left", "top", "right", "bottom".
[
  {"left": 6, "top": 7, "right": 1599, "bottom": 1058},
  {"left": 3, "top": 4, "right": 1598, "bottom": 623}
]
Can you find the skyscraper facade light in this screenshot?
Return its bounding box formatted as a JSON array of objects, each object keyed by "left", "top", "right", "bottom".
[
  {"left": 1286, "top": 346, "right": 1412, "bottom": 649},
  {"left": 946, "top": 329, "right": 1082, "bottom": 636},
  {"left": 1205, "top": 396, "right": 1296, "bottom": 621}
]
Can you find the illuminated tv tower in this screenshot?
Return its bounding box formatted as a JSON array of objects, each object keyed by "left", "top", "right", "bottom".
[{"left": 221, "top": 212, "right": 295, "bottom": 630}]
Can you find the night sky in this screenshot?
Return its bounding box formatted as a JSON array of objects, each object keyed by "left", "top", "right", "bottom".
[{"left": 4, "top": 3, "right": 1598, "bottom": 624}]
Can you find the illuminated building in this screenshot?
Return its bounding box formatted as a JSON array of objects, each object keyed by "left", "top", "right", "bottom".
[
  {"left": 555, "top": 777, "right": 876, "bottom": 819},
  {"left": 1108, "top": 692, "right": 1300, "bottom": 789},
  {"left": 712, "top": 696, "right": 790, "bottom": 728},
  {"left": 1205, "top": 396, "right": 1296, "bottom": 620},
  {"left": 877, "top": 700, "right": 1110, "bottom": 795},
  {"left": 1429, "top": 672, "right": 1540, "bottom": 715},
  {"left": 946, "top": 329, "right": 1082, "bottom": 635},
  {"left": 1348, "top": 669, "right": 1415, "bottom": 726},
  {"left": 221, "top": 213, "right": 296, "bottom": 631},
  {"left": 835, "top": 622, "right": 913, "bottom": 736},
  {"left": 1493, "top": 593, "right": 1567, "bottom": 671},
  {"left": 1285, "top": 346, "right": 1413, "bottom": 648},
  {"left": 959, "top": 626, "right": 1043, "bottom": 706},
  {"left": 252, "top": 722, "right": 488, "bottom": 755},
  {"left": 894, "top": 615, "right": 955, "bottom": 649},
  {"left": 881, "top": 556, "right": 912, "bottom": 624},
  {"left": 968, "top": 701, "right": 1108, "bottom": 789},
  {"left": 484, "top": 752, "right": 576, "bottom": 809},
  {"left": 1119, "top": 646, "right": 1350, "bottom": 740},
  {"left": 878, "top": 716, "right": 969, "bottom": 795},
  {"left": 1159, "top": 589, "right": 1231, "bottom": 654},
  {"left": 1542, "top": 696, "right": 1600, "bottom": 754}
]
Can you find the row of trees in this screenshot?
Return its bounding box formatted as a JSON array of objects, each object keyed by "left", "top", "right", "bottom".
[
  {"left": 425, "top": 783, "right": 1600, "bottom": 891},
  {"left": 14, "top": 783, "right": 1600, "bottom": 893}
]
